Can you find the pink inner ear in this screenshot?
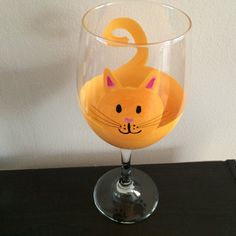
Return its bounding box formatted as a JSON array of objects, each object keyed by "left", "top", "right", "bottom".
[
  {"left": 146, "top": 77, "right": 156, "bottom": 89},
  {"left": 107, "top": 76, "right": 115, "bottom": 88}
]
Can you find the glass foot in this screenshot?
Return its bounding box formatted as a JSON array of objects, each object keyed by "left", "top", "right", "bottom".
[{"left": 93, "top": 167, "right": 159, "bottom": 224}]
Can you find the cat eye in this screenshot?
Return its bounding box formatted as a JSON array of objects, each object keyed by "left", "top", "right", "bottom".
[
  {"left": 116, "top": 104, "right": 122, "bottom": 113},
  {"left": 136, "top": 105, "right": 142, "bottom": 114}
]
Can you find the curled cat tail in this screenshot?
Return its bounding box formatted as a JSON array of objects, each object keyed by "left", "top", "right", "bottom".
[{"left": 103, "top": 17, "right": 148, "bottom": 68}]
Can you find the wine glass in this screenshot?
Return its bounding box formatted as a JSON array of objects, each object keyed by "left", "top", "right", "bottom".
[{"left": 77, "top": 1, "right": 191, "bottom": 224}]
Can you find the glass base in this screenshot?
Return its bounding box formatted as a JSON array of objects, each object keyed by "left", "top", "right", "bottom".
[{"left": 93, "top": 167, "right": 159, "bottom": 224}]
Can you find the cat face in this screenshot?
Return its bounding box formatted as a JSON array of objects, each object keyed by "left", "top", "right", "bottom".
[{"left": 88, "top": 68, "right": 164, "bottom": 145}]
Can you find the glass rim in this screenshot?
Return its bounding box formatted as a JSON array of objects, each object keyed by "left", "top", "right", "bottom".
[{"left": 82, "top": 1, "right": 192, "bottom": 47}]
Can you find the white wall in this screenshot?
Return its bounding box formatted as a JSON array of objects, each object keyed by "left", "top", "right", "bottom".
[{"left": 0, "top": 0, "right": 235, "bottom": 170}]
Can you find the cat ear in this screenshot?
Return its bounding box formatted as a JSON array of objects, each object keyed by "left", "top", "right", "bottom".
[
  {"left": 139, "top": 70, "right": 160, "bottom": 92},
  {"left": 103, "top": 68, "right": 122, "bottom": 90}
]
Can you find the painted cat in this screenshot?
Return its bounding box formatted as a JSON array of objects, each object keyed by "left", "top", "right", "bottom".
[{"left": 79, "top": 18, "right": 184, "bottom": 149}]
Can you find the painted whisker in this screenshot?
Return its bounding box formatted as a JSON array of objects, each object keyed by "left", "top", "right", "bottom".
[
  {"left": 138, "top": 114, "right": 163, "bottom": 126},
  {"left": 139, "top": 113, "right": 176, "bottom": 128},
  {"left": 140, "top": 116, "right": 177, "bottom": 128},
  {"left": 158, "top": 115, "right": 178, "bottom": 126},
  {"left": 89, "top": 109, "right": 120, "bottom": 127},
  {"left": 92, "top": 117, "right": 120, "bottom": 128},
  {"left": 90, "top": 105, "right": 120, "bottom": 125},
  {"left": 138, "top": 111, "right": 170, "bottom": 126}
]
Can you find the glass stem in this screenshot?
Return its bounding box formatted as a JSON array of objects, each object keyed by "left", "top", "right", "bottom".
[{"left": 119, "top": 149, "right": 132, "bottom": 186}]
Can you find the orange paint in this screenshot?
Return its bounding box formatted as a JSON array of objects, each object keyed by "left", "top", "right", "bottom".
[{"left": 79, "top": 18, "right": 184, "bottom": 149}]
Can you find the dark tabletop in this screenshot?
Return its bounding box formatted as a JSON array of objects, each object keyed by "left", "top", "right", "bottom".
[{"left": 0, "top": 160, "right": 236, "bottom": 236}]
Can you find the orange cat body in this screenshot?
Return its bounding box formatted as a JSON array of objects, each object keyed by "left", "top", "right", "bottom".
[{"left": 79, "top": 18, "right": 184, "bottom": 149}]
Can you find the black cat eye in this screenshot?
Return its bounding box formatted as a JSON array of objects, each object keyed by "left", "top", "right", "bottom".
[
  {"left": 136, "top": 105, "right": 142, "bottom": 114},
  {"left": 116, "top": 104, "right": 122, "bottom": 113}
]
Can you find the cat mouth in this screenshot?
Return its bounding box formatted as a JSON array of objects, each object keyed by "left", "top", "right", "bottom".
[{"left": 119, "top": 123, "right": 142, "bottom": 135}]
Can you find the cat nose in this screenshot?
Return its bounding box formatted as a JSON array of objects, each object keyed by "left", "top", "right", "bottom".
[{"left": 124, "top": 118, "right": 133, "bottom": 123}]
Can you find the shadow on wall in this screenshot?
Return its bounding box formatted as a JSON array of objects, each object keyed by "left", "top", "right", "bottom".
[
  {"left": 29, "top": 8, "right": 80, "bottom": 39},
  {"left": 0, "top": 58, "right": 75, "bottom": 115},
  {"left": 0, "top": 3, "right": 81, "bottom": 161},
  {"left": 0, "top": 3, "right": 81, "bottom": 115},
  {"left": 0, "top": 147, "right": 183, "bottom": 170},
  {"left": 133, "top": 146, "right": 183, "bottom": 164}
]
